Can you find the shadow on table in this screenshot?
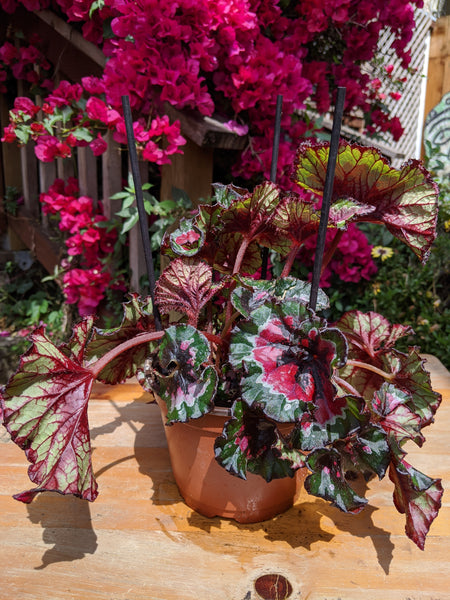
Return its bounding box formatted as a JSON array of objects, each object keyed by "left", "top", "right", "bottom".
[
  {"left": 186, "top": 495, "right": 394, "bottom": 575},
  {"left": 26, "top": 494, "right": 98, "bottom": 569}
]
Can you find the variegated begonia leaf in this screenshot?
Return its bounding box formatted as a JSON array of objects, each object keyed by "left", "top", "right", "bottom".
[
  {"left": 155, "top": 258, "right": 220, "bottom": 326},
  {"left": 0, "top": 321, "right": 98, "bottom": 503},
  {"left": 335, "top": 310, "right": 415, "bottom": 403},
  {"left": 214, "top": 400, "right": 302, "bottom": 481},
  {"left": 293, "top": 141, "right": 439, "bottom": 262},
  {"left": 272, "top": 193, "right": 320, "bottom": 249},
  {"left": 289, "top": 397, "right": 367, "bottom": 451},
  {"left": 229, "top": 304, "right": 347, "bottom": 423},
  {"left": 337, "top": 310, "right": 413, "bottom": 358},
  {"left": 214, "top": 233, "right": 262, "bottom": 274},
  {"left": 372, "top": 382, "right": 424, "bottom": 451},
  {"left": 231, "top": 276, "right": 329, "bottom": 319},
  {"left": 305, "top": 448, "right": 367, "bottom": 513},
  {"left": 168, "top": 217, "right": 205, "bottom": 257},
  {"left": 157, "top": 324, "right": 217, "bottom": 423},
  {"left": 212, "top": 182, "right": 248, "bottom": 208},
  {"left": 337, "top": 423, "right": 391, "bottom": 480},
  {"left": 385, "top": 349, "right": 442, "bottom": 428},
  {"left": 85, "top": 294, "right": 156, "bottom": 384},
  {"left": 221, "top": 181, "right": 281, "bottom": 243},
  {"left": 328, "top": 198, "right": 375, "bottom": 228},
  {"left": 389, "top": 458, "right": 443, "bottom": 550}
]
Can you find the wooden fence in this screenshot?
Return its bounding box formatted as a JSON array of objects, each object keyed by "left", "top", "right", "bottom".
[{"left": 0, "top": 8, "right": 246, "bottom": 292}]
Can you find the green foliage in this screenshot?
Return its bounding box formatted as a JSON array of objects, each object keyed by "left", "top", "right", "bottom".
[
  {"left": 326, "top": 188, "right": 449, "bottom": 368},
  {"left": 0, "top": 259, "right": 66, "bottom": 367}
]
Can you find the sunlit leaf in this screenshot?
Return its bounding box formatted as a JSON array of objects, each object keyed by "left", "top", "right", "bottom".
[
  {"left": 156, "top": 325, "right": 217, "bottom": 423},
  {"left": 221, "top": 181, "right": 281, "bottom": 243},
  {"left": 85, "top": 294, "right": 156, "bottom": 384},
  {"left": 305, "top": 448, "right": 367, "bottom": 513},
  {"left": 231, "top": 276, "right": 329, "bottom": 319},
  {"left": 372, "top": 383, "right": 424, "bottom": 449},
  {"left": 389, "top": 458, "right": 443, "bottom": 550},
  {"left": 229, "top": 304, "right": 347, "bottom": 423},
  {"left": 1, "top": 323, "right": 97, "bottom": 502},
  {"left": 293, "top": 142, "right": 439, "bottom": 262}
]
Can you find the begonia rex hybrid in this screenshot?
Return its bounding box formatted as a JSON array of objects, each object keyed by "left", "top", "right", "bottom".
[{"left": 1, "top": 140, "right": 443, "bottom": 551}]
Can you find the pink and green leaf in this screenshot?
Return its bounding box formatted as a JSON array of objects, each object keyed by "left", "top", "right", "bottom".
[
  {"left": 389, "top": 458, "right": 443, "bottom": 550},
  {"left": 157, "top": 325, "right": 217, "bottom": 423},
  {"left": 155, "top": 258, "right": 220, "bottom": 326},
  {"left": 221, "top": 181, "right": 281, "bottom": 242},
  {"left": 289, "top": 397, "right": 367, "bottom": 451},
  {"left": 271, "top": 193, "right": 319, "bottom": 250},
  {"left": 385, "top": 349, "right": 442, "bottom": 427},
  {"left": 231, "top": 277, "right": 329, "bottom": 319},
  {"left": 229, "top": 304, "right": 348, "bottom": 423},
  {"left": 214, "top": 400, "right": 302, "bottom": 481},
  {"left": 305, "top": 448, "right": 367, "bottom": 513},
  {"left": 336, "top": 310, "right": 413, "bottom": 360},
  {"left": 293, "top": 142, "right": 439, "bottom": 262},
  {"left": 372, "top": 383, "right": 424, "bottom": 449},
  {"left": 1, "top": 324, "right": 97, "bottom": 503},
  {"left": 168, "top": 218, "right": 205, "bottom": 257}
]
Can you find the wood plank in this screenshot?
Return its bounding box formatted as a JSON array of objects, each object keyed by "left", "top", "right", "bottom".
[
  {"left": 1, "top": 357, "right": 449, "bottom": 599},
  {"left": 160, "top": 136, "right": 214, "bottom": 206}
]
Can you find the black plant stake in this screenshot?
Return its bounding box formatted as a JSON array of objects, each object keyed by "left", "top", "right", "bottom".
[
  {"left": 261, "top": 94, "right": 283, "bottom": 279},
  {"left": 121, "top": 95, "right": 162, "bottom": 330},
  {"left": 309, "top": 86, "right": 346, "bottom": 311}
]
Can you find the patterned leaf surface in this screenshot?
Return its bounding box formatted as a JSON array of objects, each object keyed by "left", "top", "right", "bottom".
[
  {"left": 85, "top": 294, "right": 156, "bottom": 384},
  {"left": 328, "top": 198, "right": 375, "bottom": 228},
  {"left": 289, "top": 398, "right": 366, "bottom": 451},
  {"left": 221, "top": 181, "right": 281, "bottom": 242},
  {"left": 231, "top": 277, "right": 329, "bottom": 319},
  {"left": 387, "top": 349, "right": 442, "bottom": 427},
  {"left": 212, "top": 182, "right": 248, "bottom": 208},
  {"left": 230, "top": 304, "right": 347, "bottom": 423},
  {"left": 372, "top": 383, "right": 424, "bottom": 449},
  {"left": 293, "top": 142, "right": 439, "bottom": 262},
  {"left": 305, "top": 448, "right": 367, "bottom": 513},
  {"left": 1, "top": 323, "right": 97, "bottom": 502},
  {"left": 157, "top": 325, "right": 217, "bottom": 423},
  {"left": 169, "top": 217, "right": 205, "bottom": 256},
  {"left": 272, "top": 193, "right": 320, "bottom": 246},
  {"left": 214, "top": 400, "right": 300, "bottom": 481},
  {"left": 155, "top": 258, "right": 219, "bottom": 326},
  {"left": 336, "top": 310, "right": 412, "bottom": 358},
  {"left": 389, "top": 458, "right": 443, "bottom": 550},
  {"left": 339, "top": 424, "right": 391, "bottom": 480}
]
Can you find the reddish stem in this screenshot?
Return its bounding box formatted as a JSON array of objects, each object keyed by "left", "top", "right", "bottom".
[
  {"left": 281, "top": 242, "right": 301, "bottom": 277},
  {"left": 89, "top": 329, "right": 224, "bottom": 380},
  {"left": 89, "top": 331, "right": 165, "bottom": 378}
]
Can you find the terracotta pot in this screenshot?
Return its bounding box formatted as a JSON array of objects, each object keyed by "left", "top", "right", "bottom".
[{"left": 156, "top": 397, "right": 305, "bottom": 523}]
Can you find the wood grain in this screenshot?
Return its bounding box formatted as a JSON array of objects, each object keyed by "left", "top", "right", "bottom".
[{"left": 1, "top": 358, "right": 449, "bottom": 600}]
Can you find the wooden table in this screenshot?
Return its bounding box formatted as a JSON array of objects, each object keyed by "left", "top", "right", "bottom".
[{"left": 1, "top": 355, "right": 449, "bottom": 600}]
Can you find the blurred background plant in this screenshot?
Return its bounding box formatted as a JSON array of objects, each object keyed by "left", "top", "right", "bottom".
[{"left": 0, "top": 258, "right": 67, "bottom": 382}]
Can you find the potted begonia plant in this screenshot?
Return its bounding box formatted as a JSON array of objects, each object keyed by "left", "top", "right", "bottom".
[{"left": 0, "top": 98, "right": 443, "bottom": 550}]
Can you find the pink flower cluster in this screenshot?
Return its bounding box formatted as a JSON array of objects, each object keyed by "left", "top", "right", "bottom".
[
  {"left": 297, "top": 224, "right": 378, "bottom": 288},
  {"left": 0, "top": 34, "right": 52, "bottom": 93},
  {"left": 2, "top": 78, "right": 186, "bottom": 165},
  {"left": 39, "top": 178, "right": 121, "bottom": 315},
  {"left": 1, "top": 0, "right": 422, "bottom": 187}
]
